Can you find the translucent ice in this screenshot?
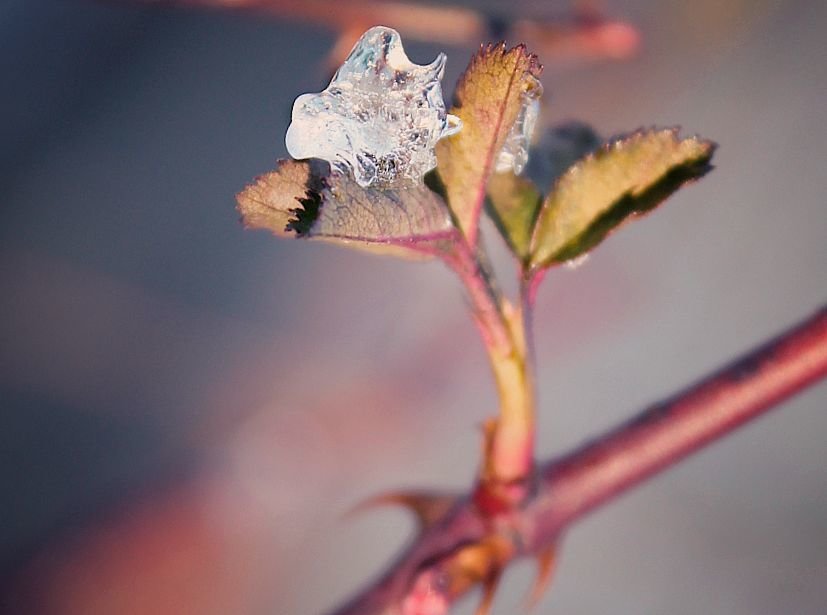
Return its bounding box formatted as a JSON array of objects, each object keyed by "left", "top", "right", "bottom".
[
  {"left": 495, "top": 75, "right": 543, "bottom": 175},
  {"left": 285, "top": 26, "right": 462, "bottom": 188},
  {"left": 564, "top": 253, "right": 590, "bottom": 270}
]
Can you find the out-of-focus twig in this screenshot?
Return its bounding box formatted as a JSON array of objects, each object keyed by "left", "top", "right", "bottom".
[
  {"left": 331, "top": 305, "right": 827, "bottom": 614},
  {"left": 123, "top": 0, "right": 640, "bottom": 70}
]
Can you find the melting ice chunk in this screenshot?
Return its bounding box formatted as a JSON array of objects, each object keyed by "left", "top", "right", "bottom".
[
  {"left": 285, "top": 26, "right": 462, "bottom": 188},
  {"left": 564, "top": 253, "right": 590, "bottom": 270},
  {"left": 495, "top": 75, "right": 544, "bottom": 175}
]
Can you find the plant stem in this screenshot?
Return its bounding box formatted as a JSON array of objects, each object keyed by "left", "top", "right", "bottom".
[
  {"left": 443, "top": 240, "right": 536, "bottom": 495},
  {"left": 484, "top": 335, "right": 534, "bottom": 493},
  {"left": 518, "top": 272, "right": 539, "bottom": 399},
  {"left": 528, "top": 304, "right": 827, "bottom": 541},
  {"left": 444, "top": 239, "right": 513, "bottom": 356},
  {"left": 330, "top": 304, "right": 827, "bottom": 615}
]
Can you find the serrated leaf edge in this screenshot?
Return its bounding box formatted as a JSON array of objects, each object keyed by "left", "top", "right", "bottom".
[{"left": 527, "top": 126, "right": 717, "bottom": 269}]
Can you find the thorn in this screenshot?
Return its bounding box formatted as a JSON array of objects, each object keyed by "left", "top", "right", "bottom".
[
  {"left": 443, "top": 538, "right": 510, "bottom": 614},
  {"left": 346, "top": 491, "right": 458, "bottom": 529},
  {"left": 525, "top": 546, "right": 557, "bottom": 609},
  {"left": 475, "top": 567, "right": 503, "bottom": 615}
]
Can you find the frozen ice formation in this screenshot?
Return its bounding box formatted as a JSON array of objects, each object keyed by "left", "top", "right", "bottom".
[
  {"left": 285, "top": 26, "right": 462, "bottom": 188},
  {"left": 495, "top": 75, "right": 544, "bottom": 175},
  {"left": 564, "top": 253, "right": 590, "bottom": 270}
]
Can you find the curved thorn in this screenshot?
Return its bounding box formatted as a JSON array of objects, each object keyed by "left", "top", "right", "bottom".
[
  {"left": 525, "top": 546, "right": 556, "bottom": 609},
  {"left": 346, "top": 491, "right": 458, "bottom": 529},
  {"left": 475, "top": 567, "right": 503, "bottom": 615}
]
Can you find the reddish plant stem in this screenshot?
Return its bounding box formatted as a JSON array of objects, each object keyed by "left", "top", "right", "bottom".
[
  {"left": 519, "top": 272, "right": 540, "bottom": 380},
  {"left": 330, "top": 305, "right": 827, "bottom": 615},
  {"left": 139, "top": 0, "right": 487, "bottom": 44},
  {"left": 443, "top": 241, "right": 536, "bottom": 495},
  {"left": 442, "top": 240, "right": 513, "bottom": 357},
  {"left": 525, "top": 303, "right": 827, "bottom": 547},
  {"left": 124, "top": 0, "right": 640, "bottom": 66}
]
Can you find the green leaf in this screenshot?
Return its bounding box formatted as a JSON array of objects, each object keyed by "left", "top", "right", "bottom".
[
  {"left": 485, "top": 122, "right": 600, "bottom": 265},
  {"left": 435, "top": 43, "right": 542, "bottom": 247},
  {"left": 528, "top": 128, "right": 716, "bottom": 270},
  {"left": 485, "top": 171, "right": 543, "bottom": 262},
  {"left": 236, "top": 159, "right": 456, "bottom": 259}
]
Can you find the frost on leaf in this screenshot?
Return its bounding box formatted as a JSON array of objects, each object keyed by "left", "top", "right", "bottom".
[
  {"left": 528, "top": 128, "right": 716, "bottom": 270},
  {"left": 494, "top": 75, "right": 543, "bottom": 175},
  {"left": 285, "top": 26, "right": 461, "bottom": 189},
  {"left": 236, "top": 159, "right": 455, "bottom": 259},
  {"left": 435, "top": 43, "right": 543, "bottom": 247}
]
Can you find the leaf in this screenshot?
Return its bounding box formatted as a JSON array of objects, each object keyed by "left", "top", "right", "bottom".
[
  {"left": 529, "top": 128, "right": 716, "bottom": 270},
  {"left": 435, "top": 43, "right": 542, "bottom": 247},
  {"left": 485, "top": 122, "right": 600, "bottom": 264},
  {"left": 236, "top": 158, "right": 323, "bottom": 236},
  {"left": 236, "top": 159, "right": 457, "bottom": 259},
  {"left": 485, "top": 171, "right": 543, "bottom": 262}
]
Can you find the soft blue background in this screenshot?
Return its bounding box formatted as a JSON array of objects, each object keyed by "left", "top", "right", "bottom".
[{"left": 1, "top": 1, "right": 825, "bottom": 613}]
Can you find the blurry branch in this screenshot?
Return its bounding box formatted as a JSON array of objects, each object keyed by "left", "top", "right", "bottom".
[
  {"left": 124, "top": 0, "right": 640, "bottom": 70},
  {"left": 332, "top": 304, "right": 827, "bottom": 614}
]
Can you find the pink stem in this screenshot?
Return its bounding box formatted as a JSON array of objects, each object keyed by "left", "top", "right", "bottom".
[
  {"left": 527, "top": 303, "right": 827, "bottom": 545},
  {"left": 442, "top": 240, "right": 513, "bottom": 356},
  {"left": 330, "top": 305, "right": 827, "bottom": 615}
]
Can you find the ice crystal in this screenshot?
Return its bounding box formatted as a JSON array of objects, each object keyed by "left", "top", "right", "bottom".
[
  {"left": 495, "top": 74, "right": 543, "bottom": 175},
  {"left": 285, "top": 26, "right": 461, "bottom": 188},
  {"left": 564, "top": 253, "right": 590, "bottom": 270}
]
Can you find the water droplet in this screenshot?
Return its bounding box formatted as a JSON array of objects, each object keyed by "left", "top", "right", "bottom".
[
  {"left": 495, "top": 74, "right": 544, "bottom": 175},
  {"left": 285, "top": 26, "right": 461, "bottom": 188},
  {"left": 564, "top": 253, "right": 590, "bottom": 270}
]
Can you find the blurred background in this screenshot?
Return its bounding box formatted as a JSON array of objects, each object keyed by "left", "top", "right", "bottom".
[{"left": 1, "top": 0, "right": 825, "bottom": 613}]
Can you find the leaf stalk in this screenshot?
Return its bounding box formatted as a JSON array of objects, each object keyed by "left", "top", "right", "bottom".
[{"left": 443, "top": 238, "right": 537, "bottom": 505}]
